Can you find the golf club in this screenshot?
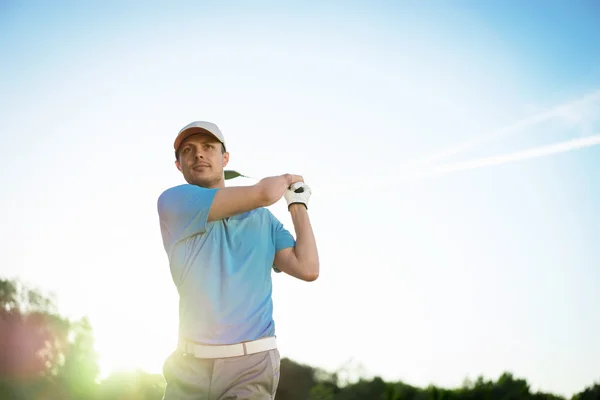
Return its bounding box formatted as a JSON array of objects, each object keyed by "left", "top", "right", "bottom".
[{"left": 224, "top": 170, "right": 251, "bottom": 180}]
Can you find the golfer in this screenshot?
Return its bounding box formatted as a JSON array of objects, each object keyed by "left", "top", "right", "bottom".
[{"left": 157, "top": 121, "right": 319, "bottom": 399}]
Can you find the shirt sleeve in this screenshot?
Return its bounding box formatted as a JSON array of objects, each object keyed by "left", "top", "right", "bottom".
[
  {"left": 157, "top": 184, "right": 218, "bottom": 255},
  {"left": 269, "top": 210, "right": 296, "bottom": 273}
]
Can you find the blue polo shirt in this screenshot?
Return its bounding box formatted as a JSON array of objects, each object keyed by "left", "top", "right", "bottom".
[{"left": 157, "top": 183, "right": 296, "bottom": 345}]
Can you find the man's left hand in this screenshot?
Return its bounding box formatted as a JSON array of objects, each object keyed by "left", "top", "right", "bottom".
[{"left": 285, "top": 182, "right": 311, "bottom": 210}]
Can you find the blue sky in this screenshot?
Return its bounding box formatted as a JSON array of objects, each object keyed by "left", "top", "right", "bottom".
[{"left": 1, "top": 0, "right": 600, "bottom": 397}]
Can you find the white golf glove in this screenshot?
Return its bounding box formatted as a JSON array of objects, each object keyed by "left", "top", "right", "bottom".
[{"left": 284, "top": 182, "right": 311, "bottom": 210}]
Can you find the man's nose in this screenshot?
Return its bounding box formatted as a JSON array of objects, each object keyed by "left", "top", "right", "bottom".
[{"left": 194, "top": 150, "right": 204, "bottom": 159}]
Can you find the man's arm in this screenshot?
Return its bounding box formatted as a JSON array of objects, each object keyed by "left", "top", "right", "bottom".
[
  {"left": 208, "top": 174, "right": 304, "bottom": 222},
  {"left": 273, "top": 204, "right": 319, "bottom": 281},
  {"left": 158, "top": 174, "right": 304, "bottom": 251}
]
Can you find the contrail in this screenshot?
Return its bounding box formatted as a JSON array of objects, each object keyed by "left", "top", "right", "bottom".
[
  {"left": 400, "top": 89, "right": 600, "bottom": 171},
  {"left": 399, "top": 133, "right": 600, "bottom": 182},
  {"left": 317, "top": 134, "right": 600, "bottom": 194}
]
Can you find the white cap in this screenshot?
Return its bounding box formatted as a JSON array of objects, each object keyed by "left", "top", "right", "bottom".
[{"left": 174, "top": 121, "right": 226, "bottom": 154}]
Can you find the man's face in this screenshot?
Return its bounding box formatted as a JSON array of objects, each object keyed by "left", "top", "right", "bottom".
[{"left": 175, "top": 133, "right": 229, "bottom": 188}]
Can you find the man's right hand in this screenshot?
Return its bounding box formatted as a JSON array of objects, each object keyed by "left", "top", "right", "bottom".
[{"left": 257, "top": 174, "right": 304, "bottom": 204}]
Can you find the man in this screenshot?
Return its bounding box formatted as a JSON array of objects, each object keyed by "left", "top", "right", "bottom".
[{"left": 156, "top": 121, "right": 319, "bottom": 399}]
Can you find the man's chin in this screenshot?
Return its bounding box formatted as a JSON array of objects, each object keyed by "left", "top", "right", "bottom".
[{"left": 186, "top": 174, "right": 219, "bottom": 188}]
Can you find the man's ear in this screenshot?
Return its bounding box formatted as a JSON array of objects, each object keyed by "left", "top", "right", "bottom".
[
  {"left": 223, "top": 152, "right": 230, "bottom": 167},
  {"left": 175, "top": 159, "right": 182, "bottom": 172}
]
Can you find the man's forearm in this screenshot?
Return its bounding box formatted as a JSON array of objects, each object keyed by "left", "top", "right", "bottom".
[{"left": 289, "top": 204, "right": 319, "bottom": 280}]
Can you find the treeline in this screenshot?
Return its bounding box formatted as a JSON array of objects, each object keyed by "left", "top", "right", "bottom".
[{"left": 1, "top": 278, "right": 598, "bottom": 400}]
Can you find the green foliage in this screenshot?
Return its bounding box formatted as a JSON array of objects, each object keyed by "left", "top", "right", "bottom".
[
  {"left": 58, "top": 317, "right": 100, "bottom": 399},
  {"left": 571, "top": 382, "right": 600, "bottom": 400},
  {"left": 1, "top": 276, "right": 599, "bottom": 400},
  {"left": 309, "top": 383, "right": 337, "bottom": 400},
  {"left": 96, "top": 369, "right": 166, "bottom": 400}
]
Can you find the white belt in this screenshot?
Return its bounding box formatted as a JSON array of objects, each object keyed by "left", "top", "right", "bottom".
[{"left": 180, "top": 336, "right": 277, "bottom": 359}]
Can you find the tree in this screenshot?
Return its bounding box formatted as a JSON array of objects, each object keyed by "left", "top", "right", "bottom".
[
  {"left": 58, "top": 317, "right": 100, "bottom": 399},
  {"left": 335, "top": 376, "right": 388, "bottom": 400},
  {"left": 2, "top": 275, "right": 600, "bottom": 400},
  {"left": 0, "top": 278, "right": 100, "bottom": 399},
  {"left": 571, "top": 382, "right": 600, "bottom": 400},
  {"left": 97, "top": 369, "right": 166, "bottom": 400},
  {"left": 276, "top": 358, "right": 319, "bottom": 400}
]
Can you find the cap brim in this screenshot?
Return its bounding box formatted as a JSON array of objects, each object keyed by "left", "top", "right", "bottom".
[{"left": 174, "top": 127, "right": 223, "bottom": 151}]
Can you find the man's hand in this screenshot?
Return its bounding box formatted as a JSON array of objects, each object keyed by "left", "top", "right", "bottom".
[
  {"left": 285, "top": 182, "right": 312, "bottom": 210},
  {"left": 257, "top": 174, "right": 304, "bottom": 205}
]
